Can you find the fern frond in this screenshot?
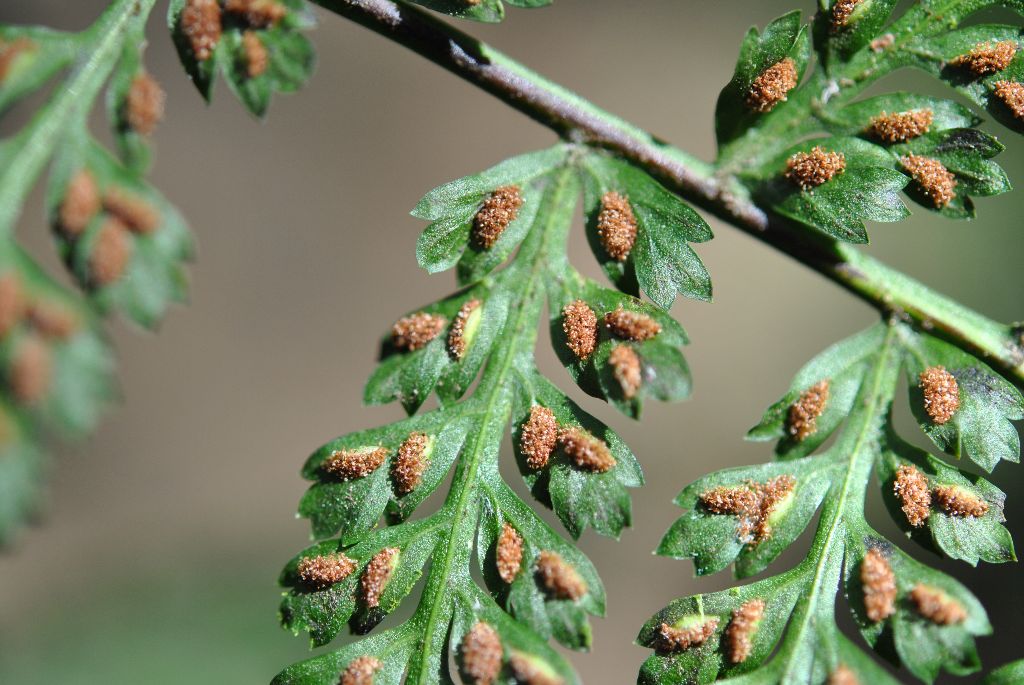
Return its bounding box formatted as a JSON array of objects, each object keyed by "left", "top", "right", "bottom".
[
  {"left": 0, "top": 0, "right": 314, "bottom": 543},
  {"left": 0, "top": 0, "right": 174, "bottom": 542},
  {"left": 715, "top": 1, "right": 1024, "bottom": 241},
  {"left": 640, "top": 320, "right": 1022, "bottom": 683},
  {"left": 168, "top": 0, "right": 315, "bottom": 117},
  {"left": 275, "top": 144, "right": 710, "bottom": 683}
]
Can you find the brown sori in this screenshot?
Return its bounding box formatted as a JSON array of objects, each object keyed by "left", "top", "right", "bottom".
[
  {"left": 0, "top": 273, "right": 25, "bottom": 338},
  {"left": 993, "top": 80, "right": 1024, "bottom": 121},
  {"left": 785, "top": 146, "right": 846, "bottom": 190},
  {"left": 10, "top": 335, "right": 51, "bottom": 404},
  {"left": 472, "top": 185, "right": 523, "bottom": 249},
  {"left": 181, "top": 0, "right": 222, "bottom": 61},
  {"left": 655, "top": 618, "right": 719, "bottom": 653},
  {"left": 360, "top": 547, "right": 399, "bottom": 608},
  {"left": 828, "top": 666, "right": 859, "bottom": 685},
  {"left": 59, "top": 169, "right": 101, "bottom": 236},
  {"left": 321, "top": 446, "right": 389, "bottom": 480},
  {"left": 723, "top": 599, "right": 765, "bottom": 664},
  {"left": 951, "top": 40, "right": 1018, "bottom": 76},
  {"left": 918, "top": 365, "right": 959, "bottom": 424},
  {"left": 392, "top": 432, "right": 430, "bottom": 495},
  {"left": 557, "top": 427, "right": 616, "bottom": 473},
  {"left": 787, "top": 379, "right": 830, "bottom": 441},
  {"left": 27, "top": 301, "right": 78, "bottom": 340},
  {"left": 508, "top": 652, "right": 564, "bottom": 685},
  {"left": 746, "top": 58, "right": 798, "bottom": 112},
  {"left": 224, "top": 0, "right": 288, "bottom": 28},
  {"left": 596, "top": 191, "right": 638, "bottom": 261},
  {"left": 933, "top": 484, "right": 989, "bottom": 518},
  {"left": 608, "top": 344, "right": 642, "bottom": 399},
  {"left": 860, "top": 548, "right": 897, "bottom": 622},
  {"left": 604, "top": 306, "right": 661, "bottom": 341},
  {"left": 460, "top": 621, "right": 502, "bottom": 685},
  {"left": 867, "top": 109, "right": 934, "bottom": 143},
  {"left": 894, "top": 464, "right": 932, "bottom": 527},
  {"left": 901, "top": 155, "right": 957, "bottom": 209},
  {"left": 391, "top": 312, "right": 446, "bottom": 351},
  {"left": 830, "top": 0, "right": 861, "bottom": 31},
  {"left": 103, "top": 187, "right": 160, "bottom": 234},
  {"left": 296, "top": 552, "right": 357, "bottom": 590},
  {"left": 700, "top": 476, "right": 795, "bottom": 544},
  {"left": 699, "top": 485, "right": 760, "bottom": 517},
  {"left": 535, "top": 550, "right": 587, "bottom": 601},
  {"left": 561, "top": 300, "right": 598, "bottom": 360},
  {"left": 870, "top": 33, "right": 895, "bottom": 52},
  {"left": 90, "top": 219, "right": 133, "bottom": 286},
  {"left": 447, "top": 298, "right": 481, "bottom": 360},
  {"left": 909, "top": 584, "right": 967, "bottom": 625},
  {"left": 339, "top": 655, "right": 383, "bottom": 685},
  {"left": 753, "top": 475, "right": 796, "bottom": 542},
  {"left": 125, "top": 73, "right": 165, "bottom": 136},
  {"left": 242, "top": 30, "right": 269, "bottom": 78},
  {"left": 0, "top": 38, "right": 35, "bottom": 82},
  {"left": 496, "top": 522, "right": 524, "bottom": 584},
  {"left": 520, "top": 405, "right": 558, "bottom": 470}
]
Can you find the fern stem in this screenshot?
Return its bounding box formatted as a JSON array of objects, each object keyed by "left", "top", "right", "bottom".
[
  {"left": 779, "top": 323, "right": 901, "bottom": 681},
  {"left": 313, "top": 0, "right": 1024, "bottom": 386},
  {"left": 401, "top": 166, "right": 575, "bottom": 682},
  {"left": 0, "top": 0, "right": 154, "bottom": 237}
]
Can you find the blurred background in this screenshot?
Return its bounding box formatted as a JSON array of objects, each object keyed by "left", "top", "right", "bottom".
[{"left": 0, "top": 1, "right": 1022, "bottom": 683}]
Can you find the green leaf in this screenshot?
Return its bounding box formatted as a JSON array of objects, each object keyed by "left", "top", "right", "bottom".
[
  {"left": 478, "top": 483, "right": 605, "bottom": 650},
  {"left": 756, "top": 137, "right": 909, "bottom": 242},
  {"left": 168, "top": 0, "right": 315, "bottom": 116},
  {"left": 0, "top": 26, "right": 77, "bottom": 116},
  {"left": 402, "top": 0, "right": 553, "bottom": 23},
  {"left": 644, "top": 321, "right": 1019, "bottom": 683},
  {"left": 902, "top": 332, "right": 1024, "bottom": 472},
  {"left": 717, "top": 0, "right": 1024, "bottom": 228},
  {"left": 813, "top": 0, "right": 900, "bottom": 67},
  {"left": 404, "top": 0, "right": 505, "bottom": 23},
  {"left": 456, "top": 181, "right": 544, "bottom": 286},
  {"left": 46, "top": 140, "right": 194, "bottom": 328},
  {"left": 365, "top": 331, "right": 449, "bottom": 415},
  {"left": 716, "top": 11, "right": 812, "bottom": 146},
  {"left": 878, "top": 434, "right": 1015, "bottom": 566},
  {"left": 513, "top": 371, "right": 642, "bottom": 540},
  {"left": 747, "top": 322, "right": 884, "bottom": 457},
  {"left": 0, "top": 412, "right": 46, "bottom": 546},
  {"left": 657, "top": 459, "right": 830, "bottom": 578},
  {"left": 579, "top": 152, "right": 712, "bottom": 308},
  {"left": 904, "top": 24, "right": 1023, "bottom": 113},
  {"left": 890, "top": 128, "right": 1011, "bottom": 218},
  {"left": 637, "top": 568, "right": 804, "bottom": 682},
  {"left": 106, "top": 31, "right": 153, "bottom": 174},
  {"left": 877, "top": 548, "right": 989, "bottom": 681},
  {"left": 547, "top": 276, "right": 689, "bottom": 417},
  {"left": 985, "top": 660, "right": 1024, "bottom": 685},
  {"left": 825, "top": 94, "right": 981, "bottom": 140},
  {"left": 413, "top": 146, "right": 568, "bottom": 279}
]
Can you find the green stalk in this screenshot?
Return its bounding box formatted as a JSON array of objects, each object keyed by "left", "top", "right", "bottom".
[
  {"left": 398, "top": 166, "right": 576, "bottom": 682},
  {"left": 778, "top": 324, "right": 901, "bottom": 682}
]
